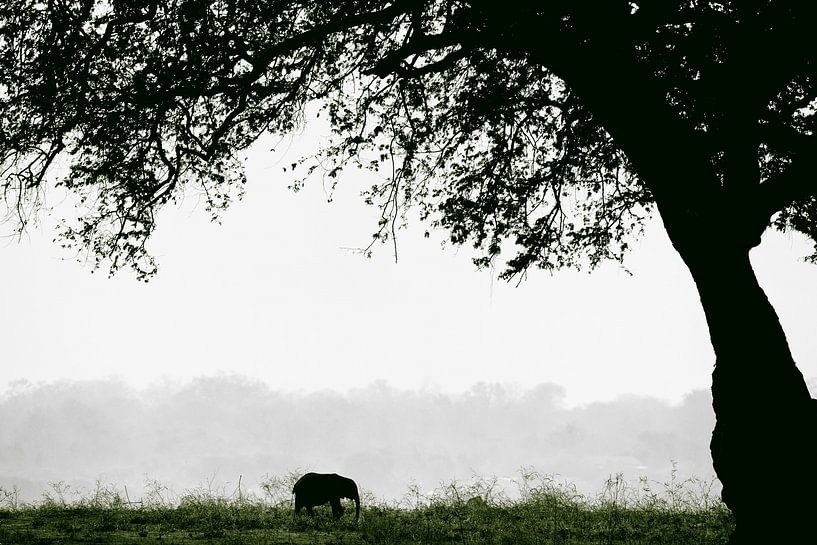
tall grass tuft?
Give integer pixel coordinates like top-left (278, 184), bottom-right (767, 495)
top-left (0, 467), bottom-right (733, 544)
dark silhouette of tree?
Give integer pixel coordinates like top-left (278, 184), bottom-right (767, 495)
top-left (1, 2), bottom-right (815, 542)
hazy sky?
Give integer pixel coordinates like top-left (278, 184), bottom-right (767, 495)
top-left (2, 129), bottom-right (817, 407)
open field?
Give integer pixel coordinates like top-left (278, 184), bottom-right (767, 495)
top-left (0, 471), bottom-right (733, 544)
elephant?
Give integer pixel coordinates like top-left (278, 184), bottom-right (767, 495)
top-left (292, 472), bottom-right (360, 522)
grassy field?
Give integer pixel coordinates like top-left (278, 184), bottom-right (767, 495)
top-left (0, 470), bottom-right (734, 544)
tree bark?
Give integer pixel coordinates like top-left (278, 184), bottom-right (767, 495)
top-left (673, 239), bottom-right (817, 544)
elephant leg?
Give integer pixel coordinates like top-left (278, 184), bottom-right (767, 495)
top-left (330, 498), bottom-right (344, 519)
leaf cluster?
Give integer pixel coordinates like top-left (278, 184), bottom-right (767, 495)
top-left (1, 1), bottom-right (814, 277)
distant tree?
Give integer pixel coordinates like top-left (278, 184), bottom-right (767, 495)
top-left (1, 2), bottom-right (815, 542)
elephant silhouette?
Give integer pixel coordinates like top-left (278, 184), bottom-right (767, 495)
top-left (292, 472), bottom-right (360, 522)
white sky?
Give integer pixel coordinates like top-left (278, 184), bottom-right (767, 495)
top-left (2, 131), bottom-right (816, 408)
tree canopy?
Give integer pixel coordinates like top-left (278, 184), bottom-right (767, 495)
top-left (2, 1), bottom-right (813, 279)
top-left (5, 3), bottom-right (817, 542)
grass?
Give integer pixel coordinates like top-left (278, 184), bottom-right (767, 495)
top-left (0, 468), bottom-right (734, 544)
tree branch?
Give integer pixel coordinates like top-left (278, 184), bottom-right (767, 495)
top-left (757, 134), bottom-right (817, 217)
top-left (365, 30), bottom-right (467, 78)
top-left (497, 21), bottom-right (720, 213)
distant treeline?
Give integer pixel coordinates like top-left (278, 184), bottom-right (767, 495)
top-left (0, 377), bottom-right (715, 502)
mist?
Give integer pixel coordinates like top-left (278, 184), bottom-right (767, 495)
top-left (0, 375), bottom-right (727, 505)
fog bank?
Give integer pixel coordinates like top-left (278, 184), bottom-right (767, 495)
top-left (0, 376), bottom-right (718, 504)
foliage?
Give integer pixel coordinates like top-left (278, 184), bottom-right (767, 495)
top-left (3, 2), bottom-right (813, 278)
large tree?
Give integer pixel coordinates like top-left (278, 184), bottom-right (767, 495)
top-left (1, 1), bottom-right (815, 542)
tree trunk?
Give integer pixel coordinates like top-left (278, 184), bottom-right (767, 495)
top-left (676, 242), bottom-right (817, 543)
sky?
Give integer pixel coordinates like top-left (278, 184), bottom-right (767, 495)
top-left (2, 126), bottom-right (817, 503)
top-left (2, 129), bottom-right (816, 406)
